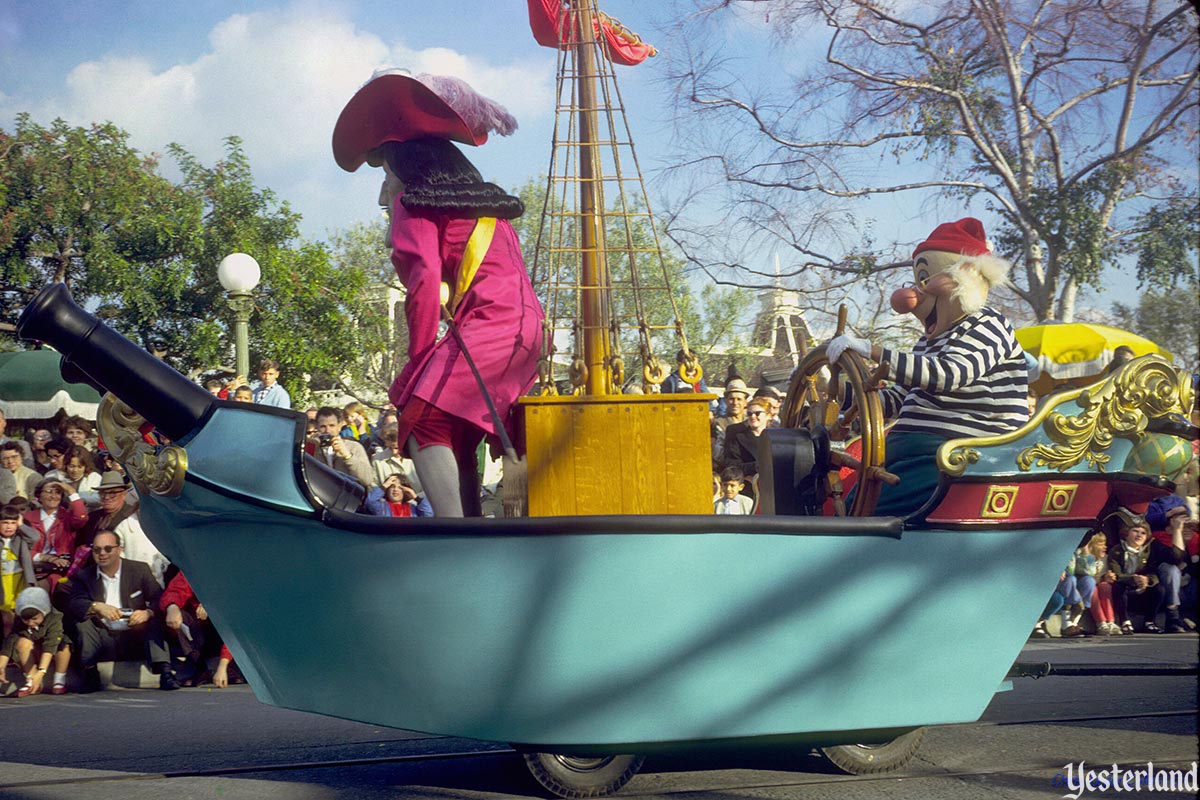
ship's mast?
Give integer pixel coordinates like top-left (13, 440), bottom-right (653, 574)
top-left (573, 0), bottom-right (613, 396)
top-left (518, 1), bottom-right (714, 517)
top-left (531, 0), bottom-right (692, 398)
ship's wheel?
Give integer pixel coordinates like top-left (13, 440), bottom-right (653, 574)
top-left (780, 310), bottom-right (892, 516)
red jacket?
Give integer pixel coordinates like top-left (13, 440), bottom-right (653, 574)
top-left (160, 572), bottom-right (233, 662)
top-left (23, 498), bottom-right (88, 558)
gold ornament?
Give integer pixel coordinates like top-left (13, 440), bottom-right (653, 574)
top-left (981, 485), bottom-right (1019, 518)
top-left (1016, 356), bottom-right (1192, 473)
top-left (1041, 484), bottom-right (1079, 516)
top-left (95, 394), bottom-right (188, 497)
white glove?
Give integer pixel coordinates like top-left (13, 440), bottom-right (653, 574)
top-left (826, 334), bottom-right (871, 365)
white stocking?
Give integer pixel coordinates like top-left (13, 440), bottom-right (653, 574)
top-left (407, 438), bottom-right (464, 518)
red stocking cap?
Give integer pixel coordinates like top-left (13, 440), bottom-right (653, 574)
top-left (913, 217), bottom-right (991, 259)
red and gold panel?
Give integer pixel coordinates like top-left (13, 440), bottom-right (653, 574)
top-left (926, 479), bottom-right (1110, 526)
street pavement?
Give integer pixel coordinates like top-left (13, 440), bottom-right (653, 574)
top-left (0, 634), bottom-right (1195, 799)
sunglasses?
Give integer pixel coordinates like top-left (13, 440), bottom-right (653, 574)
top-left (92, 545), bottom-right (120, 554)
top-left (747, 410), bottom-right (765, 417)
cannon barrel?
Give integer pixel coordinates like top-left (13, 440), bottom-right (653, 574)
top-left (18, 283), bottom-right (367, 513)
top-left (17, 282), bottom-right (215, 441)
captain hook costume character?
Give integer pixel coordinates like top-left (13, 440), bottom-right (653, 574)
top-left (826, 217), bottom-right (1029, 517)
top-left (333, 71), bottom-right (544, 517)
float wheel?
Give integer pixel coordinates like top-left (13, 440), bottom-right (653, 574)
top-left (521, 752), bottom-right (645, 798)
top-left (820, 728), bottom-right (925, 774)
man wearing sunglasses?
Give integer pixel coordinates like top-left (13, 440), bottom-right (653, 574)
top-left (61, 530), bottom-right (178, 692)
top-left (719, 397), bottom-right (772, 502)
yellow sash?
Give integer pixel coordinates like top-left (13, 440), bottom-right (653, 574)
top-left (442, 217), bottom-right (496, 317)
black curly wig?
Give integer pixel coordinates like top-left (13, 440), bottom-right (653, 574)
top-left (380, 138), bottom-right (523, 220)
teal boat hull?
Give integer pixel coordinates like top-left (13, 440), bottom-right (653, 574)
top-left (137, 405), bottom-right (1082, 748)
top-left (20, 283), bottom-right (1189, 753)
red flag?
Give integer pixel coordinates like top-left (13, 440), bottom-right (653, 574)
top-left (527, 0), bottom-right (656, 67)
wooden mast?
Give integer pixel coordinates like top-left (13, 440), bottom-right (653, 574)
top-left (573, 0), bottom-right (613, 396)
top-left (515, 0), bottom-right (714, 517)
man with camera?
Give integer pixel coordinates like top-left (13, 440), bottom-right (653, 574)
top-left (61, 530), bottom-right (179, 692)
top-left (309, 406), bottom-right (374, 489)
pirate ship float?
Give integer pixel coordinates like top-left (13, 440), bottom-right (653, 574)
top-left (17, 2), bottom-right (1197, 797)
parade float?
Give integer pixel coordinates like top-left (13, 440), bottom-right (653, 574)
top-left (17, 1), bottom-right (1197, 797)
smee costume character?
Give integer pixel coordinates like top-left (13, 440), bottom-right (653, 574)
top-left (827, 217), bottom-right (1029, 517)
top-left (333, 71), bottom-right (544, 517)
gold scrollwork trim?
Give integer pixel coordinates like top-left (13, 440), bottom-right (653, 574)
top-left (95, 394), bottom-right (188, 498)
top-left (938, 355), bottom-right (1192, 478)
top-left (1017, 355), bottom-right (1192, 473)
top-left (940, 447), bottom-right (980, 478)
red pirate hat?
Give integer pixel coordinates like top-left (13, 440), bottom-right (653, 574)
top-left (332, 70), bottom-right (516, 172)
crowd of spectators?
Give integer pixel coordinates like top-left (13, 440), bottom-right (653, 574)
top-left (0, 357), bottom-right (440, 696)
top-left (1031, 498), bottom-right (1198, 638)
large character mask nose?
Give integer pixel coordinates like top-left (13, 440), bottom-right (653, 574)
top-left (891, 286), bottom-right (920, 314)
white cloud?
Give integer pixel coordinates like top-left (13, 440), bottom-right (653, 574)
top-left (4, 2), bottom-right (554, 237)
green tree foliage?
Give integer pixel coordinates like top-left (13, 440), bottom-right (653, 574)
top-left (1112, 280), bottom-right (1200, 369)
top-left (662, 0), bottom-right (1199, 322)
top-left (0, 115), bottom-right (195, 324)
top-left (166, 139), bottom-right (373, 406)
top-left (0, 117), bottom-right (375, 407)
top-left (326, 219), bottom-right (405, 399)
top-left (1131, 197), bottom-right (1200, 289)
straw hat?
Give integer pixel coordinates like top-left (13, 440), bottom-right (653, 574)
top-left (723, 379), bottom-right (750, 398)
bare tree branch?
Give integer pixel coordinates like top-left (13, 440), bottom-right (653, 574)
top-left (657, 0), bottom-right (1199, 323)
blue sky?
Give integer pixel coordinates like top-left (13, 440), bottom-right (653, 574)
top-left (0, 0), bottom-right (682, 241)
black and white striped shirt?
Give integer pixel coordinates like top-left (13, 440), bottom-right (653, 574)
top-left (877, 307), bottom-right (1029, 439)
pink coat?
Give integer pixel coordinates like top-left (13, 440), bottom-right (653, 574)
top-left (388, 201), bottom-right (544, 438)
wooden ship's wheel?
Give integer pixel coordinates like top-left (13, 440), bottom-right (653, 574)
top-left (513, 0), bottom-right (713, 517)
top-left (780, 307), bottom-right (894, 516)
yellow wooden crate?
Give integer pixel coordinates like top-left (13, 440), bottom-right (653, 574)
top-left (517, 393), bottom-right (716, 516)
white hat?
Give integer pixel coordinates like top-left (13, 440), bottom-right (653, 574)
top-left (16, 586), bottom-right (51, 617)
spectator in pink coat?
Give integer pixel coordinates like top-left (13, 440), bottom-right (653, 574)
top-left (23, 479), bottom-right (87, 595)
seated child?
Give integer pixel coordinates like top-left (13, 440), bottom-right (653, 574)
top-left (1030, 568), bottom-right (1075, 639)
top-left (365, 473), bottom-right (434, 518)
top-left (1147, 495), bottom-right (1198, 629)
top-left (1107, 507), bottom-right (1188, 634)
top-left (714, 467), bottom-right (754, 515)
top-left (1078, 532), bottom-right (1120, 635)
top-left (160, 570), bottom-right (242, 686)
top-left (1060, 533), bottom-right (1102, 637)
top-left (0, 587), bottom-right (70, 696)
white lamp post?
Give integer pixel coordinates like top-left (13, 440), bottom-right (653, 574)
top-left (217, 253), bottom-right (261, 380)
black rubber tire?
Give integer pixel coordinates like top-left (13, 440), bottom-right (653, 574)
top-left (522, 752), bottom-right (645, 798)
top-left (820, 728), bottom-right (925, 774)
